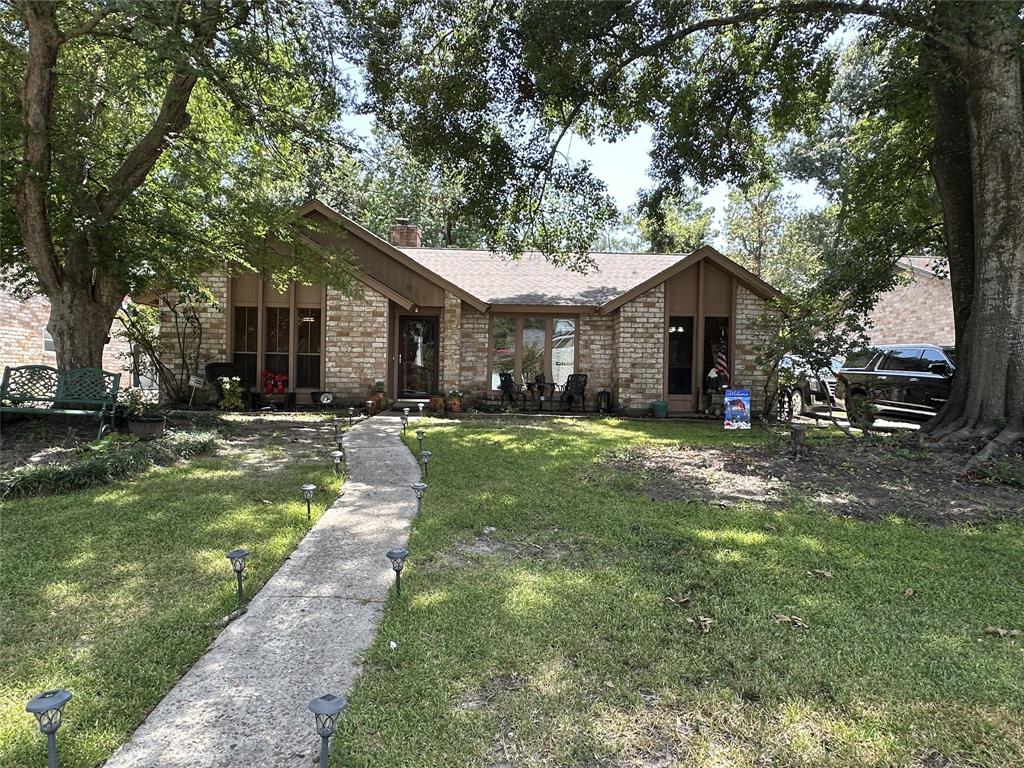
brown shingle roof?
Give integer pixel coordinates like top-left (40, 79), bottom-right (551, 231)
top-left (398, 248), bottom-right (682, 307)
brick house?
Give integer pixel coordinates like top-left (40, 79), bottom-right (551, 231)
top-left (0, 288), bottom-right (134, 380)
top-left (167, 200), bottom-right (782, 414)
top-left (867, 258), bottom-right (955, 347)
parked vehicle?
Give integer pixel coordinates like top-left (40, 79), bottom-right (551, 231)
top-left (778, 354), bottom-right (843, 418)
top-left (835, 344), bottom-right (956, 424)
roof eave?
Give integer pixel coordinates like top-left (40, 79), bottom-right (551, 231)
top-left (597, 245), bottom-right (783, 314)
top-left (295, 200), bottom-right (489, 312)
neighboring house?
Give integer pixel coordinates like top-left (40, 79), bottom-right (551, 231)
top-left (866, 257), bottom-right (955, 347)
top-left (0, 288), bottom-right (135, 382)
top-left (161, 200), bottom-right (782, 414)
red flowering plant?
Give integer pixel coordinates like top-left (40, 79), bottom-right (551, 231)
top-left (260, 370), bottom-right (288, 394)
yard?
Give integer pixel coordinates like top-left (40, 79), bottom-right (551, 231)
top-left (0, 414), bottom-right (341, 768)
top-left (336, 418), bottom-right (1024, 767)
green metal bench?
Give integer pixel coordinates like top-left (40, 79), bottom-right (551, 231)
top-left (1, 365), bottom-right (121, 439)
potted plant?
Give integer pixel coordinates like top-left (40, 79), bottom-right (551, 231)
top-left (261, 370), bottom-right (288, 395)
top-left (428, 391), bottom-right (446, 413)
top-left (369, 380), bottom-right (387, 410)
top-left (219, 376), bottom-right (245, 411)
top-left (123, 387), bottom-right (166, 439)
top-left (446, 388), bottom-right (464, 414)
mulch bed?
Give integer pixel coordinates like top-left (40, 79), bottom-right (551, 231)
top-left (606, 434), bottom-right (1023, 524)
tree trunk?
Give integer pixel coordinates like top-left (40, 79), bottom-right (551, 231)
top-left (928, 7), bottom-right (1024, 456)
top-left (47, 282), bottom-right (125, 370)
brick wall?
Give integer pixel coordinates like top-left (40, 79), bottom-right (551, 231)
top-left (1, 289), bottom-right (133, 378)
top-left (324, 284), bottom-right (389, 400)
top-left (578, 313), bottom-right (614, 409)
top-left (157, 274), bottom-right (229, 399)
top-left (439, 292), bottom-right (462, 391)
top-left (458, 306), bottom-right (490, 398)
top-left (867, 268), bottom-right (955, 346)
top-left (732, 285), bottom-right (779, 415)
top-left (614, 284), bottom-right (665, 410)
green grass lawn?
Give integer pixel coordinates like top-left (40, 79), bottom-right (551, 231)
top-left (336, 418), bottom-right (1024, 767)
top-left (0, 447), bottom-right (340, 768)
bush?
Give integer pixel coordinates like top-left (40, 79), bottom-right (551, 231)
top-left (0, 430), bottom-right (219, 499)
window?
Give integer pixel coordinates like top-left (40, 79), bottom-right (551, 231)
top-left (232, 306), bottom-right (258, 386)
top-left (881, 348), bottom-right (926, 372)
top-left (296, 308), bottom-right (322, 388)
top-left (42, 327), bottom-right (55, 352)
top-left (230, 277), bottom-right (324, 390)
top-left (667, 316), bottom-right (694, 395)
top-left (490, 317), bottom-right (517, 389)
top-left (489, 315), bottom-right (577, 388)
top-left (702, 316), bottom-right (729, 382)
top-left (843, 349), bottom-right (878, 370)
top-left (551, 319), bottom-right (575, 386)
top-left (264, 307), bottom-right (290, 377)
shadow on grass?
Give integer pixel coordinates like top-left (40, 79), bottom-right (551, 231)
top-left (334, 420), bottom-right (1024, 766)
top-left (0, 454), bottom-right (340, 768)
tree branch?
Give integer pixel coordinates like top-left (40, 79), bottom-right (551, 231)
top-left (59, 2), bottom-right (122, 43)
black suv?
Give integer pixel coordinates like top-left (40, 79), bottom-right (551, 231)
top-left (835, 344), bottom-right (956, 423)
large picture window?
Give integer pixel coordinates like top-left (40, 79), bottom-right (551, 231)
top-left (230, 277), bottom-right (324, 390)
top-left (489, 315), bottom-right (577, 389)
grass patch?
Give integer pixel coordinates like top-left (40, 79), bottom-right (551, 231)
top-left (336, 418), bottom-right (1024, 766)
top-left (0, 449), bottom-right (341, 767)
top-left (0, 429), bottom-right (219, 499)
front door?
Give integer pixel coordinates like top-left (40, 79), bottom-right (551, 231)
top-left (666, 315), bottom-right (696, 411)
top-left (398, 316), bottom-right (438, 397)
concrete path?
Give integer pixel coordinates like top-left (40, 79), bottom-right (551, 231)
top-left (104, 414), bottom-right (420, 767)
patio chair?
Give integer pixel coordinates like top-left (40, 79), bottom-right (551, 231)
top-left (559, 373), bottom-right (588, 412)
top-left (498, 371), bottom-right (527, 409)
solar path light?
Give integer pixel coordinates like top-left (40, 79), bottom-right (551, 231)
top-left (420, 450), bottom-right (432, 478)
top-left (386, 547), bottom-right (408, 596)
top-left (348, 406), bottom-right (355, 426)
top-left (26, 688), bottom-right (71, 768)
top-left (332, 417), bottom-right (341, 441)
top-left (330, 450), bottom-right (344, 475)
top-left (400, 414), bottom-right (408, 433)
top-left (365, 399), bottom-right (374, 416)
top-left (308, 693), bottom-right (347, 768)
top-left (334, 431), bottom-right (344, 452)
top-left (226, 548), bottom-right (249, 602)
top-left (301, 483), bottom-right (317, 521)
top-left (418, 402), bottom-right (424, 416)
top-left (415, 429), bottom-right (425, 454)
top-left (403, 407), bottom-right (410, 417)
top-left (412, 481), bottom-right (427, 515)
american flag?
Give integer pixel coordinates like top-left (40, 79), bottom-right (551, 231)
top-left (714, 333), bottom-right (730, 383)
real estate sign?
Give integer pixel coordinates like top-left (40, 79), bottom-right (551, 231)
top-left (724, 389), bottom-right (751, 430)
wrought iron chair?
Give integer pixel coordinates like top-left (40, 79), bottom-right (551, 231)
top-left (559, 373), bottom-right (588, 412)
top-left (498, 371), bottom-right (527, 409)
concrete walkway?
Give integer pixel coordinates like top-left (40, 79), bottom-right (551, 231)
top-left (104, 414), bottom-right (421, 767)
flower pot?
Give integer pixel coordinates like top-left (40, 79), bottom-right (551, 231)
top-left (429, 395), bottom-right (445, 413)
top-left (128, 415), bottom-right (166, 440)
top-left (448, 398), bottom-right (463, 413)
top-left (651, 400), bottom-right (669, 419)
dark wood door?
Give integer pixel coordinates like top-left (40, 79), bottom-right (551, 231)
top-left (398, 316), bottom-right (438, 397)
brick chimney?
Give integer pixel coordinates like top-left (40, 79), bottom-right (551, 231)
top-left (389, 217), bottom-right (422, 248)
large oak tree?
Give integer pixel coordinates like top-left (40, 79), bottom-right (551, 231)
top-left (2, 0), bottom-right (357, 371)
top-left (353, 0), bottom-right (1023, 452)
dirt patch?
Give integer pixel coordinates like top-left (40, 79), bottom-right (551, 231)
top-left (605, 435), bottom-right (1023, 524)
top-left (0, 411), bottom-right (336, 472)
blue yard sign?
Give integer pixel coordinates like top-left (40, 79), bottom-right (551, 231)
top-left (724, 389), bottom-right (751, 430)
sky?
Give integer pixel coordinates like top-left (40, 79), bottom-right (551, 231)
top-left (561, 125), bottom-right (825, 227)
top-left (344, 112), bottom-right (826, 234)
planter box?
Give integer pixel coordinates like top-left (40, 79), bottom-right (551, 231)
top-left (128, 415), bottom-right (166, 440)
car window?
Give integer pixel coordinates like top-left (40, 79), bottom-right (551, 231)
top-left (942, 347), bottom-right (957, 365)
top-left (881, 348), bottom-right (926, 372)
top-left (843, 349), bottom-right (876, 369)
top-left (920, 348), bottom-right (949, 370)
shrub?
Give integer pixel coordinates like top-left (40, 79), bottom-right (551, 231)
top-left (218, 377), bottom-right (244, 411)
top-left (0, 430), bottom-right (219, 499)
